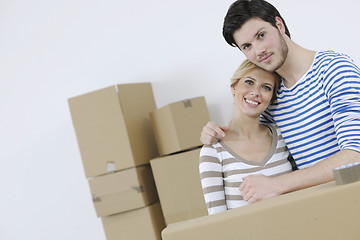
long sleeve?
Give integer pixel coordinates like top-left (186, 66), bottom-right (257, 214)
top-left (199, 145), bottom-right (227, 215)
top-left (322, 54), bottom-right (360, 153)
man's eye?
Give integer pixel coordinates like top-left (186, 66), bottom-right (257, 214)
top-left (242, 44), bottom-right (250, 50)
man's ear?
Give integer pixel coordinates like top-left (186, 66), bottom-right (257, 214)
top-left (275, 16), bottom-right (286, 34)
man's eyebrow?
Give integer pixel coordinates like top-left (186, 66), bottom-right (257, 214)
top-left (239, 27), bottom-right (265, 49)
top-left (254, 27), bottom-right (264, 38)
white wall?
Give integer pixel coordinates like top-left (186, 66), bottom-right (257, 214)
top-left (1, 0), bottom-right (359, 239)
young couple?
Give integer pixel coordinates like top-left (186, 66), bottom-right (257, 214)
top-left (199, 0), bottom-right (360, 215)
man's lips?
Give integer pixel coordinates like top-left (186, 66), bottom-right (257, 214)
top-left (260, 54), bottom-right (272, 63)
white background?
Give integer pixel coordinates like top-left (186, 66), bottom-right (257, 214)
top-left (1, 0), bottom-right (359, 239)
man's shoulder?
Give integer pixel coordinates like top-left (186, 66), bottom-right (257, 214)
top-left (312, 50), bottom-right (355, 74)
top-left (315, 50), bottom-right (352, 64)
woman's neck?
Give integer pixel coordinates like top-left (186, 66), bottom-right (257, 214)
top-left (226, 115), bottom-right (265, 141)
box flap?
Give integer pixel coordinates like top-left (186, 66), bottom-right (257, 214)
top-left (150, 106), bottom-right (179, 156)
top-left (74, 113), bottom-right (133, 177)
top-left (89, 165), bottom-right (159, 216)
top-left (68, 86), bottom-right (121, 127)
top-left (170, 96), bottom-right (210, 148)
top-left (89, 166), bottom-right (144, 197)
top-left (117, 83), bottom-right (159, 163)
top-left (102, 203), bottom-right (165, 240)
top-left (150, 148), bottom-right (207, 225)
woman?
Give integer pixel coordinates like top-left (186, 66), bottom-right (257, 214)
top-left (199, 60), bottom-right (296, 215)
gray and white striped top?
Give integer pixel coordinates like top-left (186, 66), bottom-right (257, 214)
top-left (199, 124), bottom-right (293, 215)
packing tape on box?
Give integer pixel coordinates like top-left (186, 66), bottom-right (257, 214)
top-left (183, 99), bottom-right (192, 108)
top-left (333, 162), bottom-right (360, 185)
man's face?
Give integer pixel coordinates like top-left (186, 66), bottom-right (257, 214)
top-left (233, 18), bottom-right (288, 72)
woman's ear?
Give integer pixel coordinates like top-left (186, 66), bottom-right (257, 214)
top-left (231, 86), bottom-right (236, 95)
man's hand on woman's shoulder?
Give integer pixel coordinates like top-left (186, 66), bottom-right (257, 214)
top-left (200, 121), bottom-right (228, 145)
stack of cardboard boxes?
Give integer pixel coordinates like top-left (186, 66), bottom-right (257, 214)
top-left (69, 83), bottom-right (212, 239)
top-left (149, 96), bottom-right (210, 226)
top-left (68, 83), bottom-right (165, 240)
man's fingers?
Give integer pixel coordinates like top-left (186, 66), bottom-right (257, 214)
top-left (221, 125), bottom-right (229, 132)
top-left (200, 133), bottom-right (218, 145)
top-left (212, 128), bottom-right (225, 139)
top-left (200, 121), bottom-right (226, 144)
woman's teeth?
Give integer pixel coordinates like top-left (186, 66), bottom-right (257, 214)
top-left (245, 99), bottom-right (260, 105)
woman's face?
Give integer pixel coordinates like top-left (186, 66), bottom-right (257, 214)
top-left (231, 67), bottom-right (275, 118)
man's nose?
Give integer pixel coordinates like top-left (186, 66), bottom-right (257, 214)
top-left (254, 43), bottom-right (266, 57)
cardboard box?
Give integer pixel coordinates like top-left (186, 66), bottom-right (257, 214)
top-left (150, 96), bottom-right (210, 156)
top-left (88, 165), bottom-right (158, 217)
top-left (162, 181), bottom-right (360, 240)
top-left (68, 83), bottom-right (158, 178)
top-left (102, 202), bottom-right (165, 240)
top-left (150, 148), bottom-right (208, 225)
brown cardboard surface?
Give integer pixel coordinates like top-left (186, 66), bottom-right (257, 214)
top-left (88, 165), bottom-right (158, 217)
top-left (150, 148), bottom-right (208, 225)
top-left (150, 96), bottom-right (210, 156)
top-left (68, 83), bottom-right (158, 178)
top-left (69, 86), bottom-right (121, 126)
top-left (117, 84), bottom-right (159, 168)
top-left (162, 181), bottom-right (360, 240)
top-left (102, 202), bottom-right (165, 240)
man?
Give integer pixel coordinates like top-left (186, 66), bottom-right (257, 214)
top-left (200, 0), bottom-right (360, 203)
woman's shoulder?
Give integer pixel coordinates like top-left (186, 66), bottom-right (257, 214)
top-left (261, 122), bottom-right (279, 131)
top-left (200, 142), bottom-right (223, 156)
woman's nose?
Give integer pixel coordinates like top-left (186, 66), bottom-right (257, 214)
top-left (250, 90), bottom-right (259, 97)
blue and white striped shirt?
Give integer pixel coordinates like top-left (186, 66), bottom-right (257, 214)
top-left (261, 50), bottom-right (360, 169)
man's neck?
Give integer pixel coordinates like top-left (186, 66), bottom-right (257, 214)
top-left (277, 40), bottom-right (316, 88)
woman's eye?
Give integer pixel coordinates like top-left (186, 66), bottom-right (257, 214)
top-left (263, 86), bottom-right (272, 91)
top-left (259, 32), bottom-right (265, 39)
top-left (245, 80), bottom-right (253, 85)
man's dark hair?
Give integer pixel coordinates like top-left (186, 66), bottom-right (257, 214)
top-left (223, 0), bottom-right (291, 47)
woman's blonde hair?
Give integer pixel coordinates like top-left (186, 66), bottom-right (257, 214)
top-left (230, 59), bottom-right (281, 103)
